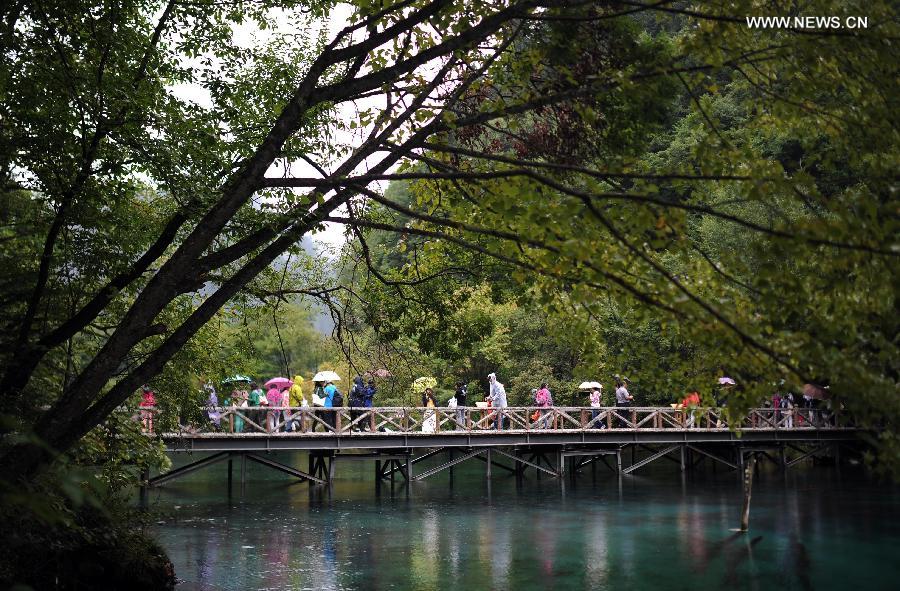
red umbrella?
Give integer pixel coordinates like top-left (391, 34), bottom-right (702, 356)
top-left (264, 377), bottom-right (293, 390)
top-left (803, 383), bottom-right (828, 400)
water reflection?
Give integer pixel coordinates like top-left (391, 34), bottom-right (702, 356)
top-left (152, 453), bottom-right (900, 591)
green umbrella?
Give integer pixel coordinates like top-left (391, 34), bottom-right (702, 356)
top-left (223, 375), bottom-right (252, 384)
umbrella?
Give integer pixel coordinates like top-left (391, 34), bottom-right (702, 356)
top-left (223, 375), bottom-right (252, 384)
top-left (264, 377), bottom-right (293, 389)
top-left (411, 376), bottom-right (437, 394)
top-left (312, 370), bottom-right (341, 382)
top-left (803, 383), bottom-right (829, 400)
top-left (579, 381), bottom-right (603, 390)
top-left (718, 377), bottom-right (736, 386)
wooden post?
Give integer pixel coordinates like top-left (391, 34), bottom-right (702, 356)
top-left (616, 448), bottom-right (622, 473)
top-left (680, 445), bottom-right (686, 472)
top-left (227, 456), bottom-right (233, 493)
top-left (449, 448), bottom-right (455, 480)
top-left (327, 454), bottom-right (336, 487)
top-left (740, 453), bottom-right (757, 532)
top-left (405, 452), bottom-right (413, 481)
top-left (486, 449), bottom-right (492, 479)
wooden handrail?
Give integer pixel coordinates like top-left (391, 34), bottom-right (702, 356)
top-left (135, 405), bottom-right (850, 435)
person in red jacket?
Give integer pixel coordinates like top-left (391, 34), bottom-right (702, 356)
top-left (139, 384), bottom-right (156, 433)
top-left (681, 390), bottom-right (701, 428)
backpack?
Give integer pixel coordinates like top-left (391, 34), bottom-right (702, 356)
top-left (332, 389), bottom-right (343, 407)
top-left (349, 385), bottom-right (363, 406)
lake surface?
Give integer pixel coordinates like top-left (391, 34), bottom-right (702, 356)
top-left (147, 452), bottom-right (899, 590)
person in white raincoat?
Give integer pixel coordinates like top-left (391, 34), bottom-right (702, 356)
top-left (488, 373), bottom-right (507, 430)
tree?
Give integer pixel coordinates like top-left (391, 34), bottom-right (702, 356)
top-left (0, 0), bottom-right (897, 485)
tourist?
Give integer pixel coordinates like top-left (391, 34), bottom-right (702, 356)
top-left (773, 390), bottom-right (783, 424)
top-left (287, 375), bottom-right (305, 432)
top-left (536, 383), bottom-right (552, 429)
top-left (248, 382), bottom-right (263, 432)
top-left (324, 381), bottom-right (341, 431)
top-left (364, 379), bottom-right (376, 430)
top-left (681, 390), bottom-right (701, 428)
top-left (266, 383), bottom-right (283, 433)
top-left (226, 387), bottom-right (242, 433)
top-left (454, 382), bottom-right (468, 429)
top-left (481, 394), bottom-right (493, 430)
top-left (615, 378), bottom-right (633, 428)
top-left (421, 387), bottom-right (437, 433)
top-left (204, 382), bottom-right (221, 429)
top-left (364, 379), bottom-right (376, 408)
top-left (311, 381), bottom-right (326, 431)
top-left (488, 373), bottom-right (507, 430)
top-left (233, 390), bottom-right (248, 433)
top-left (781, 392), bottom-right (795, 428)
top-left (139, 384), bottom-right (156, 433)
top-left (349, 375), bottom-right (366, 432)
top-left (589, 386), bottom-right (602, 428)
top-left (716, 377), bottom-right (735, 427)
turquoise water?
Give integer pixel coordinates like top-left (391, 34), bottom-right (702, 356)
top-left (148, 453), bottom-right (899, 590)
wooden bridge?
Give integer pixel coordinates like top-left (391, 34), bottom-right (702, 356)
top-left (141, 405), bottom-right (861, 500)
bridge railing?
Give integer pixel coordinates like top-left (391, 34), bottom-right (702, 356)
top-left (136, 405), bottom-right (847, 435)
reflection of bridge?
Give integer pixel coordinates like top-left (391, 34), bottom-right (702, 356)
top-left (142, 406), bottom-right (861, 500)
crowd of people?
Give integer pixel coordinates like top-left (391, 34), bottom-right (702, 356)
top-left (136, 371), bottom-right (831, 434)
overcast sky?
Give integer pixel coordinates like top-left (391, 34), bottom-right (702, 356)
top-left (169, 3), bottom-right (367, 252)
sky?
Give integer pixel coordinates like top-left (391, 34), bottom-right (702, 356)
top-left (169, 3), bottom-right (367, 253)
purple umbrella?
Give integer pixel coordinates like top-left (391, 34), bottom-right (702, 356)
top-left (265, 377), bottom-right (293, 390)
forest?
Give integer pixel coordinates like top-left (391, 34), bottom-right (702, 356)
top-left (0, 1), bottom-right (896, 588)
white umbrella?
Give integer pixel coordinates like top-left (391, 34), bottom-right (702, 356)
top-left (579, 381), bottom-right (603, 390)
top-left (312, 370), bottom-right (341, 382)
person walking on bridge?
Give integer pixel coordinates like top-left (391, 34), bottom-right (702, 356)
top-left (323, 381), bottom-right (341, 431)
top-left (139, 384), bottom-right (156, 434)
top-left (454, 382), bottom-right (468, 429)
top-left (681, 390), bottom-right (701, 428)
top-left (536, 383), bottom-right (552, 429)
top-left (287, 375), bottom-right (305, 432)
top-left (615, 378), bottom-right (633, 428)
top-left (349, 376), bottom-right (366, 432)
top-left (488, 373), bottom-right (507, 430)
top-left (266, 384), bottom-right (283, 433)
